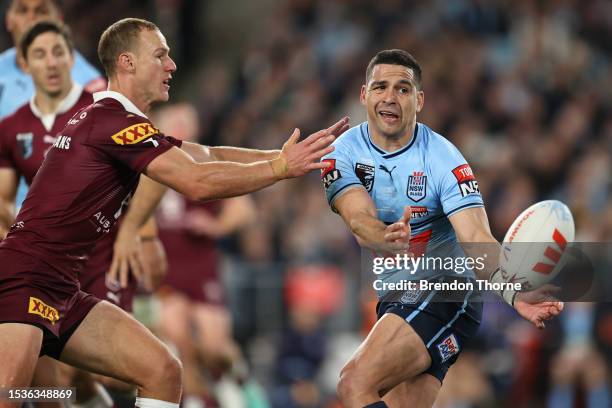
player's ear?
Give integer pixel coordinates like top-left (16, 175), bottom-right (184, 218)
top-left (117, 52), bottom-right (136, 74)
top-left (17, 52), bottom-right (29, 73)
top-left (416, 90), bottom-right (424, 113)
top-left (360, 84), bottom-right (367, 106)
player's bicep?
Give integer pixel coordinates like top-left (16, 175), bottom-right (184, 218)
top-left (448, 206), bottom-right (494, 243)
top-left (143, 146), bottom-right (200, 199)
top-left (334, 187), bottom-right (377, 230)
top-left (180, 141), bottom-right (213, 163)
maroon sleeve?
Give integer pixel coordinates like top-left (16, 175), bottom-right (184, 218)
top-left (0, 119), bottom-right (15, 169)
top-left (84, 112), bottom-right (182, 173)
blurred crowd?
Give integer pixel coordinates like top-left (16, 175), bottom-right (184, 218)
top-left (3, 0), bottom-right (612, 407)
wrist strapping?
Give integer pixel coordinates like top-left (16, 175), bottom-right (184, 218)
top-left (490, 267), bottom-right (517, 306)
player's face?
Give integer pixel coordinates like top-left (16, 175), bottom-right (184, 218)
top-left (6, 0), bottom-right (60, 44)
top-left (24, 31), bottom-right (74, 97)
top-left (133, 29), bottom-right (176, 104)
top-left (360, 64), bottom-right (424, 140)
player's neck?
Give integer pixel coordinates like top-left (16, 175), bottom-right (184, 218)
top-left (34, 84), bottom-right (72, 115)
top-left (369, 123), bottom-right (415, 153)
top-left (107, 79), bottom-right (151, 116)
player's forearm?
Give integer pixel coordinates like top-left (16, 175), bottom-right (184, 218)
top-left (349, 214), bottom-right (394, 253)
top-left (187, 159), bottom-right (283, 201)
top-left (121, 176), bottom-right (167, 235)
top-left (209, 146), bottom-right (280, 164)
top-left (0, 199), bottom-right (15, 230)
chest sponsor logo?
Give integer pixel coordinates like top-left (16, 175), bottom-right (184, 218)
top-left (28, 296), bottom-right (60, 324)
top-left (452, 164), bottom-right (480, 197)
top-left (406, 171), bottom-right (427, 202)
top-left (111, 123), bottom-right (158, 145)
top-left (437, 333), bottom-right (460, 362)
top-left (355, 163), bottom-right (375, 192)
top-left (411, 206), bottom-right (428, 218)
top-left (321, 159), bottom-right (341, 189)
top-left (16, 133), bottom-right (33, 159)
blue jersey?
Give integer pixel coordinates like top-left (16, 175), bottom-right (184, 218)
top-left (0, 47), bottom-right (102, 119)
top-left (322, 122), bottom-right (484, 295)
top-left (0, 47), bottom-right (103, 207)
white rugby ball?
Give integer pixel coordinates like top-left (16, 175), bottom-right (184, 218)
top-left (499, 200), bottom-right (575, 290)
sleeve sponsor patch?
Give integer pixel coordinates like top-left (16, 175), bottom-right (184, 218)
top-left (452, 164), bottom-right (480, 197)
top-left (321, 158), bottom-right (341, 189)
top-left (111, 123), bottom-right (159, 145)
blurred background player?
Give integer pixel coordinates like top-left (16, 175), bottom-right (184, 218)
top-left (154, 103), bottom-right (265, 408)
top-left (0, 0), bottom-right (106, 213)
top-left (0, 20), bottom-right (167, 408)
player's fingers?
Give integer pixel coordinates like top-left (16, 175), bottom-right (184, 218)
top-left (327, 117), bottom-right (349, 136)
top-left (285, 128), bottom-right (300, 146)
top-left (384, 231), bottom-right (407, 242)
top-left (107, 254), bottom-right (119, 285)
top-left (401, 206), bottom-right (412, 224)
top-left (128, 252), bottom-right (143, 284)
top-left (302, 129), bottom-right (329, 146)
top-left (306, 146), bottom-right (335, 162)
top-left (306, 158), bottom-right (336, 170)
top-left (118, 257), bottom-right (129, 288)
top-left (308, 134), bottom-right (335, 152)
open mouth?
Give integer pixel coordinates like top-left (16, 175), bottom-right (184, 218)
top-left (378, 110), bottom-right (399, 122)
top-left (162, 78), bottom-right (171, 88)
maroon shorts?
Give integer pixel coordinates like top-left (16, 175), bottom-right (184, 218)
top-left (79, 233), bottom-right (138, 312)
top-left (0, 249), bottom-right (101, 359)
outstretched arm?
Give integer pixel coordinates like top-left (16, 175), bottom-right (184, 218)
top-left (450, 207), bottom-right (564, 328)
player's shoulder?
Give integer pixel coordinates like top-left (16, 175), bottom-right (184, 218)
top-left (417, 122), bottom-right (461, 157)
top-left (332, 121), bottom-right (369, 153)
top-left (0, 102), bottom-right (34, 127)
top-left (0, 48), bottom-right (17, 69)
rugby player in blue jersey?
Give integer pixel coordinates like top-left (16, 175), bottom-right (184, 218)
top-left (321, 49), bottom-right (564, 408)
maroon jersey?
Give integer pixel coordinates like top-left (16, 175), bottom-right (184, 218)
top-left (0, 85), bottom-right (92, 184)
top-left (0, 91), bottom-right (181, 285)
top-left (157, 191), bottom-right (224, 304)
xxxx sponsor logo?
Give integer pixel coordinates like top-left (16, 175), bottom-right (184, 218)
top-left (28, 296), bottom-right (60, 324)
top-left (111, 123), bottom-right (158, 145)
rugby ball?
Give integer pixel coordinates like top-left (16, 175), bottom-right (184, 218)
top-left (499, 200), bottom-right (575, 290)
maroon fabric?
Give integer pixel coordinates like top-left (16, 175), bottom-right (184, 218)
top-left (158, 194), bottom-right (224, 304)
top-left (0, 91), bottom-right (92, 184)
top-left (0, 248), bottom-right (100, 357)
top-left (0, 96), bottom-right (181, 291)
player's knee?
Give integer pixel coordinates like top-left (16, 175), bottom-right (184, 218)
top-left (148, 350), bottom-right (183, 391)
top-left (337, 360), bottom-right (371, 403)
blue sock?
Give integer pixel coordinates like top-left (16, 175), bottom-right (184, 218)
top-left (547, 385), bottom-right (573, 408)
top-left (587, 384), bottom-right (611, 408)
top-left (363, 403), bottom-right (389, 408)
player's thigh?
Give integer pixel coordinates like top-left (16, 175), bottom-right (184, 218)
top-left (341, 313), bottom-right (431, 393)
top-left (158, 293), bottom-right (192, 346)
top-left (58, 300), bottom-right (176, 386)
top-left (382, 373), bottom-right (441, 408)
top-left (192, 303), bottom-right (232, 353)
top-left (0, 323), bottom-right (43, 388)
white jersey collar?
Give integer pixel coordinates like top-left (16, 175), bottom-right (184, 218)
top-left (29, 82), bottom-right (83, 132)
top-left (93, 90), bottom-right (148, 119)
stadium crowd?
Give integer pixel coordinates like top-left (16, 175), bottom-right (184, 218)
top-left (1, 0), bottom-right (611, 407)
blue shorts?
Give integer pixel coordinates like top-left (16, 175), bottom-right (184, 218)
top-left (376, 278), bottom-right (482, 383)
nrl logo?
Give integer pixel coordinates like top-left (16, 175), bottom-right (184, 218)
top-left (406, 171), bottom-right (427, 202)
top-left (111, 123), bottom-right (158, 145)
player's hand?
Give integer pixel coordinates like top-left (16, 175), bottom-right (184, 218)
top-left (383, 206), bottom-right (412, 253)
top-left (140, 237), bottom-right (167, 291)
top-left (514, 284), bottom-right (564, 329)
top-left (0, 225), bottom-right (8, 240)
top-left (270, 117), bottom-right (349, 179)
top-left (107, 225), bottom-right (147, 289)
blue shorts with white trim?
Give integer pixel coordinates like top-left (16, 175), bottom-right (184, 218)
top-left (375, 277), bottom-right (482, 383)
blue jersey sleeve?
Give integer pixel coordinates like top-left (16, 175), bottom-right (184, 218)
top-left (429, 138), bottom-right (484, 217)
top-left (321, 141), bottom-right (364, 210)
top-left (71, 51), bottom-right (103, 86)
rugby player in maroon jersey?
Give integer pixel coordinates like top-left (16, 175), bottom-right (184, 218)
top-left (0, 20), bottom-right (170, 407)
top-left (0, 17), bottom-right (348, 408)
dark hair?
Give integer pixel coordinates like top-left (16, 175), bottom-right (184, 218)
top-left (98, 18), bottom-right (159, 78)
top-left (366, 49), bottom-right (422, 89)
top-left (19, 20), bottom-right (73, 59)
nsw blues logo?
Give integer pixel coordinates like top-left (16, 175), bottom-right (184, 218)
top-left (406, 171), bottom-right (427, 202)
top-left (16, 133), bottom-right (34, 159)
top-left (437, 333), bottom-right (460, 362)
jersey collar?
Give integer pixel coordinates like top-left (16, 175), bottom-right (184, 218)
top-left (29, 82), bottom-right (83, 132)
top-left (93, 90), bottom-right (148, 119)
top-left (363, 122), bottom-right (419, 159)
